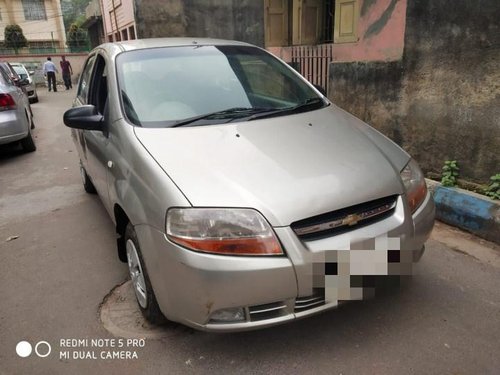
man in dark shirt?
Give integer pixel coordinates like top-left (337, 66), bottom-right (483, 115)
top-left (60, 56), bottom-right (73, 90)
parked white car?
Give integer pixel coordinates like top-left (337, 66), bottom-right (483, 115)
top-left (10, 62), bottom-right (38, 103)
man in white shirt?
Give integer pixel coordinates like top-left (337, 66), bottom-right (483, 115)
top-left (43, 56), bottom-right (58, 92)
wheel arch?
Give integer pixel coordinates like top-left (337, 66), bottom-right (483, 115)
top-left (114, 204), bottom-right (130, 262)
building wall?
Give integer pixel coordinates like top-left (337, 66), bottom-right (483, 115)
top-left (101, 0), bottom-right (136, 41)
top-left (133, 0), bottom-right (185, 39)
top-left (333, 0), bottom-right (406, 62)
top-left (4, 53), bottom-right (88, 83)
top-left (134, 0), bottom-right (264, 46)
top-left (0, 0), bottom-right (66, 47)
top-left (329, 0), bottom-right (500, 182)
top-left (267, 0), bottom-right (406, 63)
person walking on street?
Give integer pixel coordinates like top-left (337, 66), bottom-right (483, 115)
top-left (60, 56), bottom-right (73, 90)
top-left (43, 57), bottom-right (58, 92)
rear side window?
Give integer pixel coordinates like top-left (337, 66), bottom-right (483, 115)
top-left (77, 55), bottom-right (97, 103)
top-left (0, 70), bottom-right (7, 86)
top-left (0, 65), bottom-right (13, 86)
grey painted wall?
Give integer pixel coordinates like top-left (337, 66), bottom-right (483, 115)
top-left (329, 0), bottom-right (499, 183)
top-left (134, 0), bottom-right (264, 46)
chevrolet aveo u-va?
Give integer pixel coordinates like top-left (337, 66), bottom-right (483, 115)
top-left (63, 38), bottom-right (435, 332)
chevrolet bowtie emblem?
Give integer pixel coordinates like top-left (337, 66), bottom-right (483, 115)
top-left (342, 213), bottom-right (361, 226)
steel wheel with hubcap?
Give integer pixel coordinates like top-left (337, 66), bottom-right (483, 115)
top-left (124, 223), bottom-right (166, 324)
top-left (127, 239), bottom-right (148, 309)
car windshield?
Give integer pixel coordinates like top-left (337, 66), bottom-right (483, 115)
top-left (116, 45), bottom-right (325, 127)
top-left (12, 66), bottom-right (28, 80)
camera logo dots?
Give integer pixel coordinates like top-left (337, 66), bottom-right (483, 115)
top-left (16, 340), bottom-right (51, 358)
top-left (16, 341), bottom-right (32, 358)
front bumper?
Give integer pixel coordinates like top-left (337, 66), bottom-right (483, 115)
top-left (135, 193), bottom-right (435, 332)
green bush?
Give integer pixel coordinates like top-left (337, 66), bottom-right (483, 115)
top-left (441, 160), bottom-right (459, 187)
top-left (485, 174), bottom-right (500, 200)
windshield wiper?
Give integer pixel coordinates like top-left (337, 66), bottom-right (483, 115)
top-left (170, 98), bottom-right (326, 127)
top-left (171, 107), bottom-right (276, 127)
top-left (246, 97), bottom-right (326, 121)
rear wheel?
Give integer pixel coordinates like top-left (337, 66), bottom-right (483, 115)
top-left (125, 223), bottom-right (166, 325)
top-left (80, 164), bottom-right (97, 194)
top-left (20, 129), bottom-right (36, 152)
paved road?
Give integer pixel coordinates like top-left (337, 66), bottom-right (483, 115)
top-left (1, 90), bottom-right (499, 374)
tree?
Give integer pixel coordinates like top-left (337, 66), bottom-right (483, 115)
top-left (62, 0), bottom-right (90, 31)
top-left (4, 24), bottom-right (28, 54)
top-left (66, 23), bottom-right (89, 52)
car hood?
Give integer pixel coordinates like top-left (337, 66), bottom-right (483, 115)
top-left (134, 105), bottom-right (410, 226)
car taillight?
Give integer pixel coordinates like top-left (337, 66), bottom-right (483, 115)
top-left (0, 94), bottom-right (16, 111)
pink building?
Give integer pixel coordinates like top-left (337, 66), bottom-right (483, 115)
top-left (100, 0), bottom-right (137, 42)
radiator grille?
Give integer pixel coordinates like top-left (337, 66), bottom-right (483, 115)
top-left (292, 195), bottom-right (398, 241)
top-left (295, 289), bottom-right (325, 312)
top-left (248, 301), bottom-right (287, 321)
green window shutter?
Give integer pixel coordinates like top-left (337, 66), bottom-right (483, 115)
top-left (265, 0), bottom-right (289, 47)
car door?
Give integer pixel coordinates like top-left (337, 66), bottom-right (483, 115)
top-left (83, 53), bottom-right (113, 213)
top-left (73, 54), bottom-right (97, 168)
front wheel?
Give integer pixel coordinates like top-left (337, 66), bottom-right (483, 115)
top-left (125, 223), bottom-right (166, 325)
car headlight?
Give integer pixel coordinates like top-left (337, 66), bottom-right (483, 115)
top-left (166, 208), bottom-right (283, 256)
top-left (400, 159), bottom-right (427, 213)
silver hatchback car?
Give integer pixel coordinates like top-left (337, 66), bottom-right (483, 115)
top-left (64, 38), bottom-right (435, 332)
top-left (0, 63), bottom-right (36, 152)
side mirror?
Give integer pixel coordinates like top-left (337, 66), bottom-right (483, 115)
top-left (19, 77), bottom-right (30, 86)
top-left (63, 105), bottom-right (103, 131)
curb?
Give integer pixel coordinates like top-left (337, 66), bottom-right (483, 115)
top-left (426, 179), bottom-right (500, 244)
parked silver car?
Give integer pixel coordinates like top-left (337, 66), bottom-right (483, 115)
top-left (64, 38), bottom-right (435, 332)
top-left (0, 62), bottom-right (36, 152)
top-left (10, 62), bottom-right (38, 103)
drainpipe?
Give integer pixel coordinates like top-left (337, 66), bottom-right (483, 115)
top-left (111, 0), bottom-right (120, 41)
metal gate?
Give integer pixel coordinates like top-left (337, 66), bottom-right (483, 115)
top-left (291, 44), bottom-right (334, 93)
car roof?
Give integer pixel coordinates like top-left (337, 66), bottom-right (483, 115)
top-left (94, 37), bottom-right (254, 57)
top-left (0, 62), bottom-right (20, 78)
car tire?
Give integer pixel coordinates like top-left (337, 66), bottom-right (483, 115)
top-left (31, 95), bottom-right (39, 104)
top-left (125, 223), bottom-right (167, 325)
top-left (20, 129), bottom-right (36, 152)
top-left (80, 165), bottom-right (97, 194)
